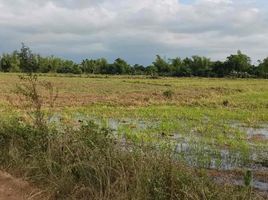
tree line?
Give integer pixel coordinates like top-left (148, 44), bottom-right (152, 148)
top-left (0, 44), bottom-right (268, 78)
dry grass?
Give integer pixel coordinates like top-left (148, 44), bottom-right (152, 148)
top-left (1, 73), bottom-right (268, 199)
top-left (1, 73), bottom-right (268, 108)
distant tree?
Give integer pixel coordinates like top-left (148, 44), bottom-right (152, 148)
top-left (211, 61), bottom-right (226, 77)
top-left (56, 66), bottom-right (73, 74)
top-left (132, 64), bottom-right (145, 75)
top-left (257, 57), bottom-right (268, 78)
top-left (9, 51), bottom-right (21, 72)
top-left (152, 55), bottom-right (171, 75)
top-left (57, 60), bottom-right (82, 74)
top-left (225, 50), bottom-right (251, 73)
top-left (96, 58), bottom-right (109, 74)
top-left (1, 44), bottom-right (267, 78)
top-left (81, 59), bottom-right (96, 74)
top-left (145, 65), bottom-right (158, 76)
top-left (18, 43), bottom-right (39, 73)
top-left (259, 57), bottom-right (268, 73)
top-left (170, 57), bottom-right (183, 76)
top-left (49, 56), bottom-right (65, 73)
top-left (0, 54), bottom-right (12, 72)
top-left (188, 56), bottom-right (211, 76)
top-left (72, 64), bottom-right (82, 74)
top-left (0, 52), bottom-right (20, 72)
top-left (38, 55), bottom-right (51, 73)
top-left (112, 58), bottom-right (131, 74)
top-left (183, 57), bottom-right (193, 67)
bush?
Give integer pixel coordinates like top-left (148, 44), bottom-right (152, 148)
top-left (163, 90), bottom-right (174, 99)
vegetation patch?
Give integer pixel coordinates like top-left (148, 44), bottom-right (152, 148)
top-left (0, 70), bottom-right (267, 199)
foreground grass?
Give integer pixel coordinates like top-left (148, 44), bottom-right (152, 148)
top-left (0, 118), bottom-right (265, 200)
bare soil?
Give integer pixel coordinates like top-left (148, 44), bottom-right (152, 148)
top-left (0, 171), bottom-right (43, 200)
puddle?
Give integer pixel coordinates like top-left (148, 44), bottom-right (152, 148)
top-left (47, 114), bottom-right (268, 171)
top-left (48, 113), bottom-right (62, 124)
top-left (106, 118), bottom-right (153, 131)
top-left (173, 141), bottom-right (249, 170)
top-left (45, 114), bottom-right (268, 191)
top-left (231, 122), bottom-right (268, 139)
top-left (215, 177), bottom-right (268, 191)
top-left (244, 127), bottom-right (268, 139)
top-left (169, 133), bottom-right (268, 170)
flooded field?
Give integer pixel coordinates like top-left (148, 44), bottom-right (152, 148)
top-left (1, 74), bottom-right (268, 194)
top-left (44, 112), bottom-right (268, 192)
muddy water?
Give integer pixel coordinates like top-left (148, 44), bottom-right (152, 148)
top-left (48, 114), bottom-right (268, 170)
top-left (214, 177), bottom-right (268, 191)
top-left (47, 113), bottom-right (268, 191)
top-left (231, 122), bottom-right (268, 139)
top-left (104, 118), bottom-right (268, 191)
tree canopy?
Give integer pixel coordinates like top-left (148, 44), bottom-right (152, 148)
top-left (0, 44), bottom-right (267, 78)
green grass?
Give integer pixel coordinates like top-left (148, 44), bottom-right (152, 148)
top-left (1, 73), bottom-right (267, 157)
top-left (0, 117), bottom-right (265, 199)
top-left (0, 73), bottom-right (268, 198)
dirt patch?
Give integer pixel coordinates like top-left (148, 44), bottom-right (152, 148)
top-left (0, 171), bottom-right (43, 200)
top-left (209, 169), bottom-right (268, 198)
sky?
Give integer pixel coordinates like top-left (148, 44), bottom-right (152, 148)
top-left (0, 0), bottom-right (267, 65)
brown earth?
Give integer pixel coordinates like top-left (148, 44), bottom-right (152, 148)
top-left (0, 171), bottom-right (44, 200)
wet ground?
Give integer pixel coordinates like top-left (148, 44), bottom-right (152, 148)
top-left (47, 113), bottom-right (268, 192)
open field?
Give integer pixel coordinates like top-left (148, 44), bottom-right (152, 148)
top-left (1, 73), bottom-right (268, 198)
top-left (1, 73), bottom-right (268, 156)
top-left (0, 73), bottom-right (268, 108)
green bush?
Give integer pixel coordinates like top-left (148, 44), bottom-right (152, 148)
top-left (163, 90), bottom-right (174, 99)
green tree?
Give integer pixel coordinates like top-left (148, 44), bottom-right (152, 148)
top-left (225, 50), bottom-right (251, 73)
top-left (112, 58), bottom-right (131, 74)
top-left (170, 57), bottom-right (182, 75)
top-left (0, 54), bottom-right (12, 72)
top-left (145, 65), bottom-right (158, 76)
top-left (152, 55), bottom-right (171, 75)
top-left (0, 52), bottom-right (20, 72)
top-left (81, 59), bottom-right (96, 74)
top-left (256, 57), bottom-right (268, 78)
top-left (96, 58), bottom-right (109, 74)
top-left (132, 64), bottom-right (145, 75)
top-left (189, 56), bottom-right (211, 76)
top-left (211, 61), bottom-right (226, 77)
top-left (18, 43), bottom-right (39, 73)
top-left (72, 64), bottom-right (82, 74)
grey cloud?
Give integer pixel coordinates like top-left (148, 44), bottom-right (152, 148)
top-left (0, 0), bottom-right (268, 65)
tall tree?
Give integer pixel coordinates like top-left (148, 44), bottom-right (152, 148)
top-left (256, 57), bottom-right (268, 78)
top-left (0, 54), bottom-right (12, 72)
top-left (152, 55), bottom-right (171, 75)
top-left (113, 58), bottom-right (130, 74)
top-left (189, 56), bottom-right (211, 76)
top-left (81, 59), bottom-right (97, 74)
top-left (211, 61), bottom-right (226, 77)
top-left (225, 50), bottom-right (251, 73)
top-left (18, 43), bottom-right (39, 73)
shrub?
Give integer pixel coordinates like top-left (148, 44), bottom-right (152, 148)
top-left (163, 90), bottom-right (174, 99)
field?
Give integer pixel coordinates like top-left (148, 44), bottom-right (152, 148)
top-left (0, 73), bottom-right (268, 198)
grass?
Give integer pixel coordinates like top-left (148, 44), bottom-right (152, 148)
top-left (0, 117), bottom-right (266, 199)
top-left (0, 73), bottom-right (268, 199)
top-left (1, 73), bottom-right (268, 108)
top-left (1, 73), bottom-right (267, 148)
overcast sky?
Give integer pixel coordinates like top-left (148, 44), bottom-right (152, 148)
top-left (0, 0), bottom-right (267, 65)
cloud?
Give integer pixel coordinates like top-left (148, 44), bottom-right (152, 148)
top-left (0, 0), bottom-right (267, 64)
